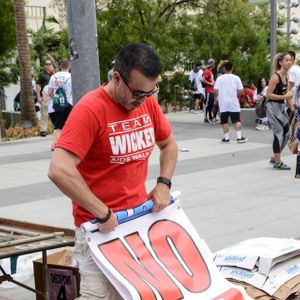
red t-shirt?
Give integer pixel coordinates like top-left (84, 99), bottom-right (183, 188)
top-left (203, 68), bottom-right (214, 94)
top-left (56, 86), bottom-right (172, 227)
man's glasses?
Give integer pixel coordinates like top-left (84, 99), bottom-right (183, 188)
top-left (119, 72), bottom-right (158, 99)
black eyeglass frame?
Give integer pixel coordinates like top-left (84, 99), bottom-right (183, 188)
top-left (118, 72), bottom-right (158, 99)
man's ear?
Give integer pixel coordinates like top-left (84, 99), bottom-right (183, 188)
top-left (113, 71), bottom-right (121, 83)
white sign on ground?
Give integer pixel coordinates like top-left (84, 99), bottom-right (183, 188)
top-left (81, 200), bottom-right (251, 299)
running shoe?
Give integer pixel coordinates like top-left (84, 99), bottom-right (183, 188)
top-left (221, 138), bottom-right (230, 143)
top-left (237, 137), bottom-right (248, 143)
top-left (273, 162), bottom-right (291, 170)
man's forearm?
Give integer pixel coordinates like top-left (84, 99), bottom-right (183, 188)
top-left (48, 163), bottom-right (109, 220)
top-left (159, 135), bottom-right (178, 179)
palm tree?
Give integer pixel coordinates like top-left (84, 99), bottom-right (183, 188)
top-left (12, 0), bottom-right (37, 128)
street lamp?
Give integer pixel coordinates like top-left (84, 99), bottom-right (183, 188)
top-left (279, 0), bottom-right (299, 45)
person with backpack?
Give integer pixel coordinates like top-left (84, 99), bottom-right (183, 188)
top-left (48, 59), bottom-right (72, 149)
top-left (188, 61), bottom-right (205, 112)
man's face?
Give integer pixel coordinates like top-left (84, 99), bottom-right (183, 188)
top-left (114, 69), bottom-right (159, 111)
top-left (44, 60), bottom-right (54, 73)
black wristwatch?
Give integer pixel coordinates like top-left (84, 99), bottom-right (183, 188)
top-left (157, 176), bottom-right (172, 189)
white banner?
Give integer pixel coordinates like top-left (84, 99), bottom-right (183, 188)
top-left (82, 199), bottom-right (251, 300)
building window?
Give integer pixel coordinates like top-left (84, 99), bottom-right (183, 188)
top-left (25, 6), bottom-right (45, 19)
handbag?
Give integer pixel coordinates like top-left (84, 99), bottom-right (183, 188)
top-left (255, 97), bottom-right (267, 118)
top-left (288, 112), bottom-right (298, 154)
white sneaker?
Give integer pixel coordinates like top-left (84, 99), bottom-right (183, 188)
top-left (262, 125), bottom-right (269, 131)
top-left (255, 124), bottom-right (264, 131)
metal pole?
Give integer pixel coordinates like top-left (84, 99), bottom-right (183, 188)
top-left (270, 0), bottom-right (277, 76)
top-left (67, 0), bottom-right (100, 106)
top-left (287, 0), bottom-right (291, 45)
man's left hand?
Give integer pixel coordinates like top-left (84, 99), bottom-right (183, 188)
top-left (148, 184), bottom-right (170, 213)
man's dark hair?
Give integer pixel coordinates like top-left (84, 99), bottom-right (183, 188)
top-left (288, 50), bottom-right (296, 60)
top-left (224, 61), bottom-right (233, 72)
top-left (60, 59), bottom-right (70, 70)
top-left (195, 61), bottom-right (203, 67)
top-left (114, 43), bottom-right (162, 81)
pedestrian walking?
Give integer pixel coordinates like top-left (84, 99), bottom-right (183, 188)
top-left (36, 57), bottom-right (55, 136)
top-left (202, 58), bottom-right (215, 123)
top-left (48, 43), bottom-right (178, 300)
top-left (214, 61), bottom-right (248, 143)
top-left (107, 60), bottom-right (115, 81)
top-left (48, 59), bottom-right (72, 150)
top-left (189, 61), bottom-right (205, 112)
top-left (266, 52), bottom-right (294, 170)
top-left (254, 78), bottom-right (269, 131)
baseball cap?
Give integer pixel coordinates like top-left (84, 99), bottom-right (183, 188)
top-left (207, 58), bottom-right (215, 67)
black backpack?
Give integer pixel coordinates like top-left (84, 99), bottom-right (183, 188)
top-left (52, 78), bottom-right (69, 111)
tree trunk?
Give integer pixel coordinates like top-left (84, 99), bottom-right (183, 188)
top-left (0, 89), bottom-right (6, 140)
top-left (12, 0), bottom-right (37, 128)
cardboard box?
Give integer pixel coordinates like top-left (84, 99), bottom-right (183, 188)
top-left (221, 257), bottom-right (300, 299)
top-left (214, 237), bottom-right (300, 275)
top-left (33, 249), bottom-right (80, 300)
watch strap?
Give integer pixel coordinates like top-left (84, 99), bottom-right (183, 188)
top-left (157, 176), bottom-right (172, 189)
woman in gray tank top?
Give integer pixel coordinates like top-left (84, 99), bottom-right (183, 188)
top-left (266, 52), bottom-right (295, 170)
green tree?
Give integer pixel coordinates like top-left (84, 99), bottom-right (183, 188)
top-left (30, 22), bottom-right (69, 77)
top-left (96, 0), bottom-right (201, 82)
top-left (95, 0), bottom-right (273, 104)
top-left (12, 0), bottom-right (37, 127)
top-left (0, 0), bottom-right (18, 87)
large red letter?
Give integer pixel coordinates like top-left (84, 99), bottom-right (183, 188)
top-left (99, 234), bottom-right (183, 300)
top-left (149, 220), bottom-right (211, 292)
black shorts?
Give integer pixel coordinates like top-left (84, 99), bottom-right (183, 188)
top-left (220, 111), bottom-right (241, 124)
top-left (193, 93), bottom-right (204, 101)
top-left (49, 105), bottom-right (73, 129)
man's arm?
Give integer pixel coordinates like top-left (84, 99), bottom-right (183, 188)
top-left (48, 148), bottom-right (118, 232)
top-left (149, 134), bottom-right (178, 212)
top-left (36, 84), bottom-right (42, 102)
top-left (48, 87), bottom-right (54, 98)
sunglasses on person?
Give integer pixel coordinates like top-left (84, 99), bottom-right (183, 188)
top-left (119, 72), bottom-right (158, 99)
top-left (45, 63), bottom-right (52, 66)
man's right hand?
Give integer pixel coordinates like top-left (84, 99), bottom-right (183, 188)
top-left (98, 211), bottom-right (118, 233)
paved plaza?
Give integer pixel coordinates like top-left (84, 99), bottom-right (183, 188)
top-left (1, 110), bottom-right (300, 299)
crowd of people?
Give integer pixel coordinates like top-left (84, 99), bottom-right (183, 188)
top-left (13, 57), bottom-right (73, 151)
top-left (188, 50), bottom-right (300, 174)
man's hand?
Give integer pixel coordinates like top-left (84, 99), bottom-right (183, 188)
top-left (98, 211), bottom-right (118, 233)
top-left (148, 184), bottom-right (170, 213)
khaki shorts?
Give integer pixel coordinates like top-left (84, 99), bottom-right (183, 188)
top-left (75, 228), bottom-right (122, 300)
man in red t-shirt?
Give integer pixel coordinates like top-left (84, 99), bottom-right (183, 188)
top-left (48, 43), bottom-right (178, 299)
top-left (202, 58), bottom-right (216, 123)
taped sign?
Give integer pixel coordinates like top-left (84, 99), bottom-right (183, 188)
top-left (82, 201), bottom-right (251, 299)
top-left (48, 268), bottom-right (78, 300)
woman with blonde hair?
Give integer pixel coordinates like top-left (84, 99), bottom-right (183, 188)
top-left (266, 52), bottom-right (295, 170)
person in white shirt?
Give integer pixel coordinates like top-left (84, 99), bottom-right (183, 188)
top-left (214, 61), bottom-right (248, 143)
top-left (48, 59), bottom-right (73, 148)
top-left (288, 51), bottom-right (300, 106)
top-left (254, 78), bottom-right (269, 131)
top-left (189, 61), bottom-right (205, 112)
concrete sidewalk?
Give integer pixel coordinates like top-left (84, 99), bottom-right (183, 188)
top-left (1, 110), bottom-right (299, 299)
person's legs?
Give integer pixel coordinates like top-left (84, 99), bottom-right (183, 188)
top-left (40, 100), bottom-right (49, 135)
top-left (207, 93), bottom-right (214, 120)
top-left (231, 112), bottom-right (248, 143)
top-left (220, 112), bottom-right (230, 142)
top-left (75, 229), bottom-right (122, 300)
